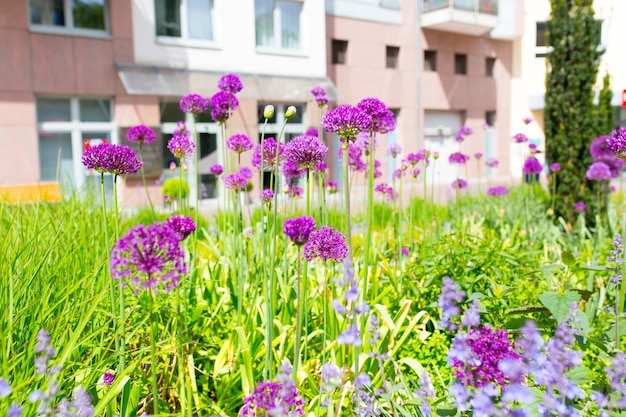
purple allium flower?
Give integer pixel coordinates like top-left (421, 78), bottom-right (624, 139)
top-left (357, 97), bottom-right (391, 123)
top-left (305, 127), bottom-right (319, 137)
top-left (218, 73), bottom-right (244, 94)
top-left (374, 112), bottom-right (396, 134)
top-left (474, 152), bottom-right (483, 159)
top-left (282, 160), bottom-right (306, 180)
top-left (485, 157), bottom-right (499, 168)
top-left (110, 222), bottom-right (187, 295)
top-left (252, 138), bottom-right (284, 172)
top-left (522, 157), bottom-right (542, 175)
top-left (315, 95), bottom-right (329, 108)
top-left (322, 104), bottom-right (371, 142)
top-left (169, 161), bottom-right (177, 170)
top-left (226, 134), bottom-right (254, 154)
top-left (411, 168), bottom-right (420, 179)
top-left (374, 183), bottom-right (389, 195)
top-left (283, 216), bottom-right (316, 246)
top-left (418, 148), bottom-right (432, 161)
top-left (285, 185), bottom-right (303, 199)
top-left (337, 143), bottom-right (366, 172)
top-left (240, 166), bottom-right (253, 180)
top-left (438, 277), bottom-right (466, 331)
top-left (166, 215), bottom-right (197, 240)
top-left (315, 161), bottom-right (327, 172)
top-left (0, 378), bottom-right (11, 397)
top-left (401, 247), bottom-right (409, 257)
top-left (512, 132), bottom-right (529, 143)
top-left (102, 373), bottom-right (115, 387)
top-left (180, 93), bottom-right (209, 115)
top-left (82, 142), bottom-right (143, 176)
top-left (173, 121), bottom-right (190, 137)
top-left (209, 164), bottom-right (224, 176)
top-left (455, 126), bottom-right (473, 142)
top-left (210, 91), bottom-right (239, 123)
top-left (487, 186), bottom-right (510, 197)
top-left (127, 125), bottom-right (156, 144)
top-left (405, 152), bottom-right (421, 166)
top-left (224, 173), bottom-right (248, 190)
top-left (586, 161), bottom-right (612, 181)
top-left (261, 189), bottom-right (274, 203)
top-left (327, 181), bottom-right (338, 193)
top-left (432, 151), bottom-right (440, 160)
top-left (393, 168), bottom-right (404, 180)
top-left (591, 135), bottom-right (615, 159)
top-left (522, 117), bottom-right (533, 125)
top-left (449, 325), bottom-right (520, 388)
top-left (310, 86), bottom-right (327, 97)
top-left (449, 152), bottom-right (470, 165)
top-left (239, 378), bottom-right (305, 417)
top-left (168, 134), bottom-right (195, 159)
top-left (574, 201), bottom-right (586, 212)
top-left (284, 134), bottom-right (328, 169)
top-left (549, 163), bottom-right (561, 172)
top-left (386, 142), bottom-right (402, 158)
top-left (303, 226), bottom-right (348, 262)
top-left (452, 179), bottom-right (468, 190)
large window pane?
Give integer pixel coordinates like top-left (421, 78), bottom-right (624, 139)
top-left (37, 98), bottom-right (72, 123)
top-left (255, 0), bottom-right (275, 47)
top-left (79, 99), bottom-right (111, 122)
top-left (280, 1), bottom-right (300, 49)
top-left (30, 0), bottom-right (65, 26)
top-left (160, 101), bottom-right (185, 123)
top-left (188, 0), bottom-right (213, 40)
top-left (72, 0), bottom-right (105, 30)
top-left (155, 0), bottom-right (182, 37)
top-left (39, 132), bottom-right (73, 185)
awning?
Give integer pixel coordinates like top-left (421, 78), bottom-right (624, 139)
top-left (116, 63), bottom-right (341, 102)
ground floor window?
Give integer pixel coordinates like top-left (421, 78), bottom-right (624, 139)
top-left (36, 97), bottom-right (115, 198)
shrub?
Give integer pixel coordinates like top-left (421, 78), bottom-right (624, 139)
top-left (162, 177), bottom-right (189, 200)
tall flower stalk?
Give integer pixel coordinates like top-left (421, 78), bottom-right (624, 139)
top-left (127, 125), bottom-right (157, 220)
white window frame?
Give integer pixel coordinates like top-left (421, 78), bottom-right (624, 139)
top-left (28, 0), bottom-right (110, 38)
top-left (155, 0), bottom-right (217, 48)
top-left (255, 0), bottom-right (303, 53)
top-left (37, 97), bottom-right (116, 191)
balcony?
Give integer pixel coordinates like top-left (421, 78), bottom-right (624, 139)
top-left (421, 0), bottom-right (499, 36)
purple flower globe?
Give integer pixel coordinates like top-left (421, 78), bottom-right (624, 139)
top-left (240, 166), bottom-right (253, 180)
top-left (315, 95), bottom-right (329, 108)
top-left (210, 91), bottom-right (239, 123)
top-left (303, 226), bottom-right (348, 262)
top-left (240, 379), bottom-right (305, 417)
top-left (127, 125), bottom-right (156, 144)
top-left (261, 189), bottom-right (274, 202)
top-left (357, 97), bottom-right (390, 122)
top-left (315, 161), bottom-right (327, 172)
top-left (449, 152), bottom-right (470, 165)
top-left (224, 173), bottom-right (248, 190)
top-left (452, 179), bottom-right (468, 190)
top-left (586, 161), bottom-right (612, 181)
top-left (218, 73), bottom-right (244, 94)
top-left (82, 142), bottom-right (143, 176)
top-left (305, 127), bottom-right (319, 137)
top-left (386, 142), bottom-right (402, 158)
top-left (512, 132), bottom-right (529, 143)
top-left (252, 138), bottom-right (284, 172)
top-left (282, 160), bottom-right (306, 180)
top-left (102, 372), bottom-right (115, 386)
top-left (327, 181), bottom-right (338, 193)
top-left (168, 134), bottom-right (195, 159)
top-left (574, 201), bottom-right (586, 212)
top-left (209, 164), bottom-right (224, 176)
top-left (284, 134), bottom-right (328, 169)
top-left (485, 157), bottom-right (499, 168)
top-left (283, 216), bottom-right (316, 246)
top-left (322, 104), bottom-right (371, 142)
top-left (549, 163), bottom-right (561, 172)
top-left (486, 186), bottom-right (509, 197)
top-left (522, 156), bottom-right (542, 175)
top-left (474, 152), bottom-right (483, 159)
top-left (180, 93), bottom-right (209, 115)
top-left (166, 215), bottom-right (196, 240)
top-left (310, 86), bottom-right (327, 97)
top-left (226, 134), bottom-right (254, 154)
top-left (110, 222), bottom-right (187, 295)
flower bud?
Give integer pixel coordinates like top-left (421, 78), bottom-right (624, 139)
top-left (263, 105), bottom-right (275, 119)
top-left (285, 105), bottom-right (297, 119)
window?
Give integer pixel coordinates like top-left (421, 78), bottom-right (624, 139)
top-left (424, 50), bottom-right (437, 71)
top-left (536, 21), bottom-right (547, 47)
top-left (36, 97), bottom-right (114, 197)
top-left (160, 100), bottom-right (219, 199)
top-left (486, 57), bottom-right (496, 77)
top-left (332, 39), bottom-right (348, 65)
top-left (454, 53), bottom-right (467, 75)
top-left (257, 103), bottom-right (306, 190)
top-left (386, 46), bottom-right (400, 69)
top-left (29, 0), bottom-right (107, 32)
top-left (255, 0), bottom-right (302, 50)
top-left (155, 0), bottom-right (214, 41)
top-left (485, 111), bottom-right (496, 127)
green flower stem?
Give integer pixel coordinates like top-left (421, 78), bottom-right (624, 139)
top-left (398, 175), bottom-right (403, 262)
top-left (362, 129), bottom-right (375, 307)
top-left (113, 175), bottom-right (125, 374)
top-left (618, 208), bottom-right (626, 352)
top-left (138, 143), bottom-right (156, 221)
top-left (179, 158), bottom-right (185, 215)
top-left (293, 247), bottom-right (302, 382)
top-left (342, 143), bottom-right (353, 259)
top-left (301, 169), bottom-right (311, 368)
top-left (148, 291), bottom-right (160, 415)
top-left (423, 161), bottom-right (429, 232)
top-left (100, 173), bottom-right (119, 370)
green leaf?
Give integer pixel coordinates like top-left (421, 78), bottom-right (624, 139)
top-left (538, 291), bottom-right (580, 323)
top-left (567, 366), bottom-right (592, 384)
top-left (561, 250), bottom-right (577, 267)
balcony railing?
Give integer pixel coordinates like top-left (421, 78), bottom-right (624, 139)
top-left (423, 0), bottom-right (498, 16)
